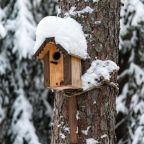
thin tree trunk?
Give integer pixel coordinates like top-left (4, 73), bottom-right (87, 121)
top-left (51, 0), bottom-right (120, 143)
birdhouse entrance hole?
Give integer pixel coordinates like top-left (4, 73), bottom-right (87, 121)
top-left (53, 51), bottom-right (61, 61)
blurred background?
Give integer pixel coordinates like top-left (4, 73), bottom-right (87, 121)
top-left (0, 0), bottom-right (144, 144)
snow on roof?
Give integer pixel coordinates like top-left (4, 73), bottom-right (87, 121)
top-left (34, 16), bottom-right (88, 59)
top-left (82, 60), bottom-right (119, 90)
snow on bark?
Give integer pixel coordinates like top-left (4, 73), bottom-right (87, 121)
top-left (64, 6), bottom-right (93, 17)
top-left (86, 138), bottom-right (99, 144)
top-left (34, 16), bottom-right (88, 59)
top-left (82, 60), bottom-right (119, 90)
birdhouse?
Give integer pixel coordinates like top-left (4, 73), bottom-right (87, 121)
top-left (34, 37), bottom-right (82, 90)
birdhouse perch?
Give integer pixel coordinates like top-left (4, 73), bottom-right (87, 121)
top-left (34, 37), bottom-right (82, 90)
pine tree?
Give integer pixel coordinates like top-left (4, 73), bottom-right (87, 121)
top-left (0, 0), bottom-right (57, 144)
top-left (116, 0), bottom-right (144, 143)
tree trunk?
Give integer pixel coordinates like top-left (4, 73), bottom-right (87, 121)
top-left (51, 0), bottom-right (120, 143)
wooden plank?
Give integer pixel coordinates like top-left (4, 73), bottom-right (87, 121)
top-left (71, 57), bottom-right (81, 88)
top-left (43, 53), bottom-right (50, 87)
top-left (37, 53), bottom-right (44, 59)
top-left (68, 96), bottom-right (78, 144)
top-left (40, 46), bottom-right (49, 56)
top-left (34, 37), bottom-right (55, 57)
top-left (50, 44), bottom-right (64, 87)
top-left (64, 54), bottom-right (72, 85)
top-left (37, 42), bottom-right (55, 60)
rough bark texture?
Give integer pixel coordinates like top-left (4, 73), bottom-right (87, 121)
top-left (51, 0), bottom-right (120, 143)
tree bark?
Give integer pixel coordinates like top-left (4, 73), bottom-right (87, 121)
top-left (51, 0), bottom-right (120, 143)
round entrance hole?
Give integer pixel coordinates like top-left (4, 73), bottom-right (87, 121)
top-left (53, 51), bottom-right (61, 60)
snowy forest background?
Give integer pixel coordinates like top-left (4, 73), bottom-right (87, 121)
top-left (0, 0), bottom-right (143, 144)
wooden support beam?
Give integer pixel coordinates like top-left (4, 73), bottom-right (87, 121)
top-left (68, 96), bottom-right (78, 144)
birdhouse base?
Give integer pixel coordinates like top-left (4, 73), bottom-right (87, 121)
top-left (48, 86), bottom-right (83, 97)
top-left (49, 85), bottom-right (80, 90)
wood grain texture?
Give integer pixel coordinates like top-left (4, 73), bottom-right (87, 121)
top-left (37, 42), bottom-right (55, 59)
top-left (35, 37), bottom-right (55, 58)
top-left (64, 54), bottom-right (72, 86)
top-left (68, 97), bottom-right (78, 144)
top-left (49, 44), bottom-right (64, 87)
top-left (71, 57), bottom-right (81, 88)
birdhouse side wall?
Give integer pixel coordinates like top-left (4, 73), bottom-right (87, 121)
top-left (49, 45), bottom-right (64, 87)
top-left (71, 57), bottom-right (81, 88)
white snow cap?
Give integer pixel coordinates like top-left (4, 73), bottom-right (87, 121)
top-left (34, 16), bottom-right (88, 59)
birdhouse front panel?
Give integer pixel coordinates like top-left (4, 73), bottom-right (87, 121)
top-left (49, 43), bottom-right (64, 87)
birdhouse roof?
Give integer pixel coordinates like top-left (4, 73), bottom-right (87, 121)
top-left (33, 16), bottom-right (88, 59)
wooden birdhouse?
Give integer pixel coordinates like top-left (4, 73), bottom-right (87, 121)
top-left (34, 37), bottom-right (82, 90)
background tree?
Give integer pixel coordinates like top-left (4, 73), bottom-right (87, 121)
top-left (51, 0), bottom-right (120, 143)
top-left (116, 0), bottom-right (144, 143)
top-left (0, 0), bottom-right (57, 144)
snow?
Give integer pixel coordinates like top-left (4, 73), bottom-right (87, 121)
top-left (0, 24), bottom-right (6, 39)
top-left (86, 138), bottom-right (99, 144)
top-left (101, 134), bottom-right (108, 139)
top-left (76, 111), bottom-right (80, 120)
top-left (93, 100), bottom-right (96, 104)
top-left (6, 0), bottom-right (36, 59)
top-left (65, 6), bottom-right (93, 17)
top-left (116, 84), bottom-right (128, 114)
top-left (60, 132), bottom-right (66, 139)
top-left (76, 127), bottom-right (78, 134)
top-left (84, 0), bottom-right (100, 3)
top-left (93, 0), bottom-right (100, 2)
top-left (140, 114), bottom-right (144, 125)
top-left (82, 60), bottom-right (119, 90)
top-left (10, 91), bottom-right (41, 144)
top-left (63, 126), bottom-right (70, 132)
top-left (128, 0), bottom-right (144, 26)
top-left (0, 103), bottom-right (5, 123)
top-left (130, 63), bottom-right (144, 86)
top-left (0, 8), bottom-right (5, 20)
top-left (95, 21), bottom-right (101, 25)
top-left (0, 7), bottom-right (6, 39)
top-left (82, 126), bottom-right (91, 135)
top-left (0, 54), bottom-right (9, 75)
top-left (42, 90), bottom-right (53, 119)
top-left (34, 16), bottom-right (88, 59)
top-left (132, 127), bottom-right (144, 144)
